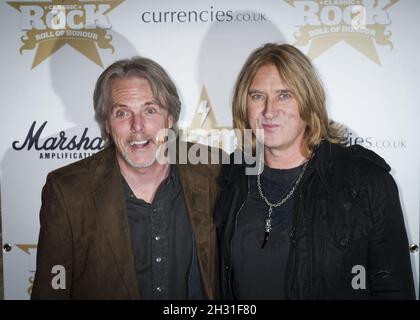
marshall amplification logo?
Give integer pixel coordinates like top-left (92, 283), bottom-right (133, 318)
top-left (285, 0), bottom-right (399, 64)
top-left (8, 0), bottom-right (123, 68)
top-left (12, 121), bottom-right (104, 160)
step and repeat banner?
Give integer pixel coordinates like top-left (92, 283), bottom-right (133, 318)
top-left (0, 0), bottom-right (419, 299)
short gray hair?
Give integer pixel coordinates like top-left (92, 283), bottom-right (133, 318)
top-left (93, 57), bottom-right (181, 145)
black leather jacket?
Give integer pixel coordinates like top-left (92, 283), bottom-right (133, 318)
top-left (215, 141), bottom-right (415, 299)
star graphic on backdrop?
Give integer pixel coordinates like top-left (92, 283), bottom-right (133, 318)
top-left (8, 0), bottom-right (123, 68)
top-left (285, 0), bottom-right (399, 65)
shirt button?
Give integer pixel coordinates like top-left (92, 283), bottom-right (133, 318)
top-left (156, 257), bottom-right (162, 263)
top-left (340, 238), bottom-right (349, 247)
top-left (152, 207), bottom-right (157, 213)
top-left (156, 287), bottom-right (162, 292)
top-left (155, 236), bottom-right (160, 241)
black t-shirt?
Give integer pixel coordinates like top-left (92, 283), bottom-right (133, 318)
top-left (231, 164), bottom-right (303, 299)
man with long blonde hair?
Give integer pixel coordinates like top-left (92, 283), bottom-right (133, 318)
top-left (215, 43), bottom-right (415, 299)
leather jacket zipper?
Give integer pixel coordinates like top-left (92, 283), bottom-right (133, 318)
top-left (228, 175), bottom-right (250, 298)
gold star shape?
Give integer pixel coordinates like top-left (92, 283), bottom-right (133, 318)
top-left (285, 0), bottom-right (399, 65)
top-left (8, 0), bottom-right (123, 68)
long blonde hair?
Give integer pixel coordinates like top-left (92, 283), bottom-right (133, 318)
top-left (232, 43), bottom-right (344, 157)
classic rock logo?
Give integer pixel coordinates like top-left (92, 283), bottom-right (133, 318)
top-left (7, 0), bottom-right (123, 69)
top-left (285, 0), bottom-right (399, 64)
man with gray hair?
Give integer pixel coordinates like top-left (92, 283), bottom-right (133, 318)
top-left (32, 57), bottom-right (221, 299)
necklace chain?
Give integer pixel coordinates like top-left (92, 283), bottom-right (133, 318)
top-left (257, 160), bottom-right (309, 248)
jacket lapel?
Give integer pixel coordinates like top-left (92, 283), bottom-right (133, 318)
top-left (92, 148), bottom-right (140, 299)
top-left (177, 163), bottom-right (217, 299)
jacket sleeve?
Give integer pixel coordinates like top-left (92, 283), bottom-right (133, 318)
top-left (31, 174), bottom-right (73, 299)
top-left (366, 168), bottom-right (415, 299)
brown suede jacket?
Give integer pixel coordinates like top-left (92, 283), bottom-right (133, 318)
top-left (32, 142), bottom-right (222, 299)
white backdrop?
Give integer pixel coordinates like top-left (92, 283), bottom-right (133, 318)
top-left (0, 0), bottom-right (418, 299)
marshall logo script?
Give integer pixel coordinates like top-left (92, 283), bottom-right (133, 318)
top-left (12, 121), bottom-right (104, 160)
top-left (285, 0), bottom-right (399, 65)
top-left (8, 0), bottom-right (123, 68)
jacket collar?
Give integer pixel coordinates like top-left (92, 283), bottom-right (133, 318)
top-left (175, 140), bottom-right (218, 299)
top-left (304, 140), bottom-right (337, 193)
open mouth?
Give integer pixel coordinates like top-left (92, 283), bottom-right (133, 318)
top-left (129, 139), bottom-right (151, 149)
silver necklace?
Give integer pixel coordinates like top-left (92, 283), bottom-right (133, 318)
top-left (257, 160), bottom-right (309, 248)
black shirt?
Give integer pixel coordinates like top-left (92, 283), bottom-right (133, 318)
top-left (122, 165), bottom-right (202, 299)
top-left (231, 164), bottom-right (303, 299)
